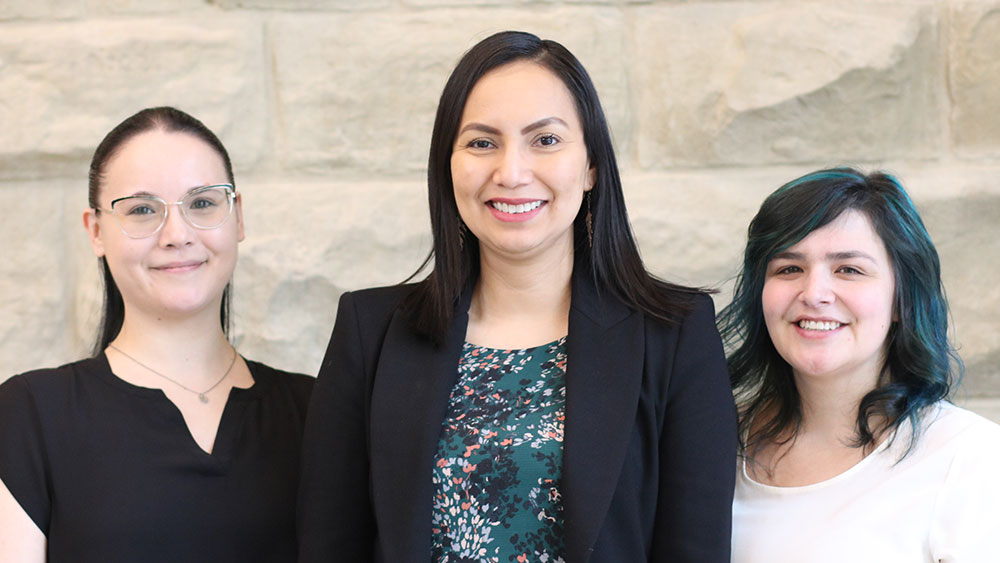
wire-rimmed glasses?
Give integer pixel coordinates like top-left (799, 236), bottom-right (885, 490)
top-left (96, 184), bottom-right (236, 239)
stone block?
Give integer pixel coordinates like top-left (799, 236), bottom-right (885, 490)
top-left (0, 0), bottom-right (82, 20)
top-left (0, 17), bottom-right (267, 182)
top-left (949, 2), bottom-right (1000, 158)
top-left (915, 190), bottom-right (1000, 395)
top-left (633, 3), bottom-right (944, 168)
top-left (230, 180), bottom-right (432, 375)
top-left (209, 0), bottom-right (390, 9)
top-left (269, 8), bottom-right (629, 176)
top-left (84, 0), bottom-right (209, 13)
top-left (0, 183), bottom-right (77, 381)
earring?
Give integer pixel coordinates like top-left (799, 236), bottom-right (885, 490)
top-left (585, 191), bottom-right (593, 247)
top-left (458, 217), bottom-right (467, 249)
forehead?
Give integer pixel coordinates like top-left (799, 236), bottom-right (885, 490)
top-left (100, 129), bottom-right (227, 198)
top-left (783, 209), bottom-right (889, 258)
top-left (461, 60), bottom-right (581, 127)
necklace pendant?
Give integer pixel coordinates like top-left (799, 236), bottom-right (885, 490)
top-left (198, 393), bottom-right (209, 404)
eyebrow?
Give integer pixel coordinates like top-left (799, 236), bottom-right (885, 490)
top-left (119, 185), bottom-right (222, 199)
top-left (456, 116), bottom-right (569, 137)
top-left (771, 250), bottom-right (878, 263)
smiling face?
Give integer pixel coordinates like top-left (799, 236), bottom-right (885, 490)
top-left (83, 129), bottom-right (244, 322)
top-left (451, 60), bottom-right (595, 264)
top-left (761, 210), bottom-right (896, 388)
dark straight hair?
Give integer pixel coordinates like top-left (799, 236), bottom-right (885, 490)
top-left (718, 167), bottom-right (959, 459)
top-left (404, 30), bottom-right (702, 345)
top-left (87, 106), bottom-right (235, 355)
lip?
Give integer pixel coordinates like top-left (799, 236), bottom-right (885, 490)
top-left (792, 316), bottom-right (846, 339)
top-left (151, 260), bottom-right (205, 273)
top-left (485, 198), bottom-right (547, 223)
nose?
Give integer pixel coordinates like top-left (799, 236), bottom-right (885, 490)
top-left (799, 270), bottom-right (834, 308)
top-left (492, 146), bottom-right (533, 189)
top-left (157, 203), bottom-right (195, 248)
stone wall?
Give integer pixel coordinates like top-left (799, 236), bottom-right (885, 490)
top-left (1, 1), bottom-right (998, 417)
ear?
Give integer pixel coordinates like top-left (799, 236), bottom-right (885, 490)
top-left (585, 165), bottom-right (596, 192)
top-left (234, 192), bottom-right (245, 242)
top-left (82, 208), bottom-right (105, 257)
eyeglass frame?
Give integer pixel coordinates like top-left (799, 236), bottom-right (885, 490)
top-left (94, 183), bottom-right (238, 239)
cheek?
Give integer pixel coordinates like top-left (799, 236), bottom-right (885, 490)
top-left (450, 155), bottom-right (478, 197)
top-left (760, 281), bottom-right (784, 323)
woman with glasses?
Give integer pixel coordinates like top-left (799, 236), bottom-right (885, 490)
top-left (298, 31), bottom-right (737, 562)
top-left (0, 107), bottom-right (312, 562)
top-left (719, 168), bottom-right (1000, 561)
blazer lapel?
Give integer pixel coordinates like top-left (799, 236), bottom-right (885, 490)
top-left (563, 269), bottom-right (645, 562)
top-left (369, 294), bottom-right (470, 562)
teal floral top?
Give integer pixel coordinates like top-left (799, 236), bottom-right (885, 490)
top-left (430, 336), bottom-right (568, 563)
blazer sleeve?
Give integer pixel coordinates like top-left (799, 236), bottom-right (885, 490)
top-left (651, 296), bottom-right (737, 562)
top-left (298, 291), bottom-right (377, 561)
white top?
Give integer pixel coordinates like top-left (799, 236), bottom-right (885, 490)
top-left (732, 402), bottom-right (1000, 562)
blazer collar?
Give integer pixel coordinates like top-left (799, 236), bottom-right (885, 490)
top-left (369, 288), bottom-right (471, 562)
top-left (563, 264), bottom-right (645, 562)
top-left (369, 268), bottom-right (644, 562)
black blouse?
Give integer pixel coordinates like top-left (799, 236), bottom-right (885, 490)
top-left (0, 354), bottom-right (313, 563)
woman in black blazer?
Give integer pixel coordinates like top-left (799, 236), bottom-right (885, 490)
top-left (298, 31), bottom-right (737, 562)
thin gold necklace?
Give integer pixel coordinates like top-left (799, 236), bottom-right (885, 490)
top-left (109, 344), bottom-right (238, 404)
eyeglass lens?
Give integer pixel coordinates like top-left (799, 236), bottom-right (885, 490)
top-left (111, 186), bottom-right (233, 237)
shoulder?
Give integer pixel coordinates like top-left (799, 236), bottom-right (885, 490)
top-left (1, 358), bottom-right (102, 405)
top-left (920, 402), bottom-right (1000, 453)
top-left (333, 283), bottom-right (419, 340)
top-left (642, 291), bottom-right (720, 342)
top-left (246, 360), bottom-right (315, 396)
top-left (338, 284), bottom-right (416, 320)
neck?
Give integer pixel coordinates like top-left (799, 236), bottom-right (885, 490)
top-left (793, 366), bottom-right (882, 443)
top-left (467, 244), bottom-right (574, 348)
top-left (110, 307), bottom-right (232, 381)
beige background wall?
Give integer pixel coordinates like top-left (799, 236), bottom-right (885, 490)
top-left (1, 0), bottom-right (998, 417)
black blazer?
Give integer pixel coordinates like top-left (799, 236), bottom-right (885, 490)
top-left (298, 272), bottom-right (737, 562)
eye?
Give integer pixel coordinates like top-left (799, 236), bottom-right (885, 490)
top-left (836, 265), bottom-right (863, 275)
top-left (189, 197), bottom-right (218, 210)
top-left (119, 200), bottom-right (159, 216)
top-left (466, 138), bottom-right (495, 150)
top-left (535, 134), bottom-right (560, 147)
top-left (772, 264), bottom-right (802, 276)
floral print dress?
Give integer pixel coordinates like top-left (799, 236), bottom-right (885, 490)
top-left (430, 337), bottom-right (567, 563)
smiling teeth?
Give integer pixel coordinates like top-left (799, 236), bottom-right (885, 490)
top-left (799, 320), bottom-right (842, 331)
top-left (491, 201), bottom-right (542, 214)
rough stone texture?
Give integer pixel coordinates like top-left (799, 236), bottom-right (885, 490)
top-left (0, 0), bottom-right (83, 20)
top-left (230, 180), bottom-right (431, 374)
top-left (269, 8), bottom-right (629, 176)
top-left (0, 17), bottom-right (267, 181)
top-left (210, 0), bottom-right (391, 10)
top-left (0, 2), bottom-right (998, 413)
top-left (949, 2), bottom-right (1000, 158)
top-left (633, 3), bottom-right (944, 167)
top-left (0, 183), bottom-right (76, 377)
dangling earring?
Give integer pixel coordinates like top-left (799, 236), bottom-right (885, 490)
top-left (585, 190), bottom-right (594, 247)
top-left (458, 217), bottom-right (467, 249)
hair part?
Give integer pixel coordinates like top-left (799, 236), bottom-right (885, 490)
top-left (88, 106), bottom-right (235, 355)
top-left (718, 167), bottom-right (960, 460)
top-left (404, 30), bottom-right (703, 344)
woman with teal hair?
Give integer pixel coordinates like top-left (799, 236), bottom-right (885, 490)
top-left (720, 167), bottom-right (1000, 561)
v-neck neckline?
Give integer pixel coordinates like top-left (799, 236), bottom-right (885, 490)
top-left (90, 353), bottom-right (271, 470)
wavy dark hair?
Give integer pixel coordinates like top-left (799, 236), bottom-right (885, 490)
top-left (404, 30), bottom-right (702, 344)
top-left (87, 106), bottom-right (235, 354)
top-left (718, 167), bottom-right (959, 459)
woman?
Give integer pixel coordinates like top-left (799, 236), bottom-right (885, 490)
top-left (0, 107), bottom-right (313, 562)
top-left (719, 168), bottom-right (1000, 561)
top-left (298, 31), bottom-right (736, 562)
